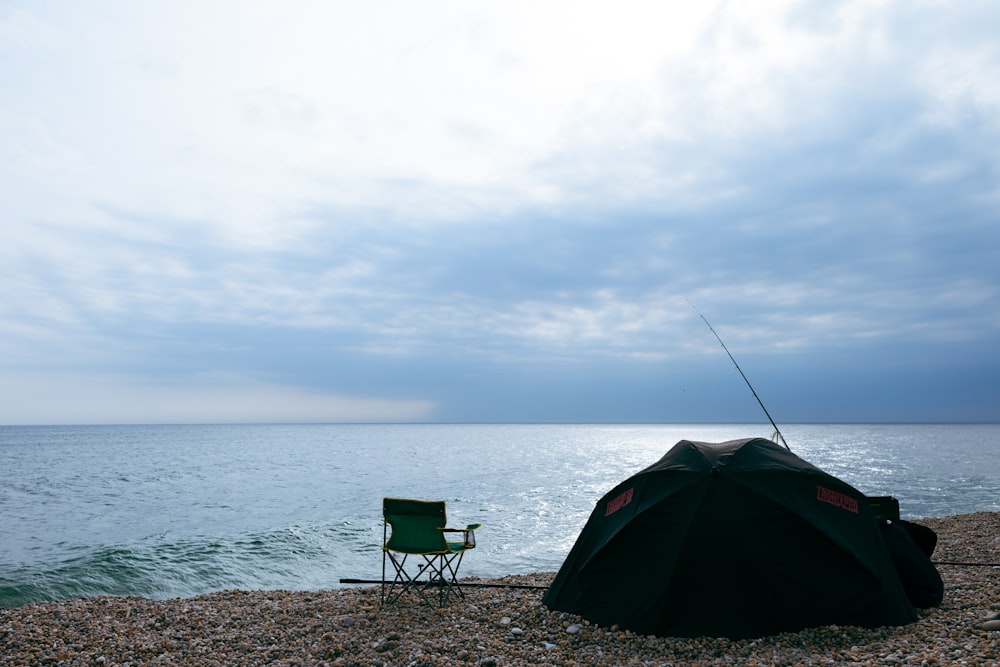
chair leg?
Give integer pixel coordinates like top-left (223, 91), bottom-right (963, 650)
top-left (437, 552), bottom-right (466, 604)
top-left (383, 552), bottom-right (441, 607)
top-left (416, 552), bottom-right (466, 605)
top-left (382, 549), bottom-right (471, 607)
top-left (419, 554), bottom-right (452, 606)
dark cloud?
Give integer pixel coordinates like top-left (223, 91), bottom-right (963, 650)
top-left (2, 1), bottom-right (999, 423)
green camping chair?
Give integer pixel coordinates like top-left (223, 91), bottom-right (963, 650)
top-left (381, 497), bottom-right (481, 606)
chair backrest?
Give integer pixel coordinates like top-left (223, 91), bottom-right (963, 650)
top-left (383, 498), bottom-right (449, 554)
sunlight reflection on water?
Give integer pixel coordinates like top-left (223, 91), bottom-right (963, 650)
top-left (1, 423), bottom-right (997, 605)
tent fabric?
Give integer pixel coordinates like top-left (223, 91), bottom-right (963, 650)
top-left (542, 437), bottom-right (917, 639)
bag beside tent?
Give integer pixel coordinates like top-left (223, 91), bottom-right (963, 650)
top-left (543, 438), bottom-right (917, 639)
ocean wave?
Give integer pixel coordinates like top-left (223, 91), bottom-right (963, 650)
top-left (0, 523), bottom-right (377, 608)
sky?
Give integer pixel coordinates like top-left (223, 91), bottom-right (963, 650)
top-left (1, 1), bottom-right (998, 425)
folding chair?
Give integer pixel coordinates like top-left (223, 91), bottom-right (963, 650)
top-left (381, 498), bottom-right (481, 606)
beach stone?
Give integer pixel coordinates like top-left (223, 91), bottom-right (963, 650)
top-left (1, 517), bottom-right (999, 667)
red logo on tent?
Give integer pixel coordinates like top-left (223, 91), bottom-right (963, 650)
top-left (816, 485), bottom-right (859, 513)
top-left (605, 487), bottom-right (634, 516)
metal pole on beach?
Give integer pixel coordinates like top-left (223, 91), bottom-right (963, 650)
top-left (339, 578), bottom-right (549, 590)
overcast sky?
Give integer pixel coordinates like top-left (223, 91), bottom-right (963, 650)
top-left (2, 1), bottom-right (998, 425)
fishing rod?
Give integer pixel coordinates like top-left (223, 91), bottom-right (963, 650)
top-left (688, 301), bottom-right (790, 450)
top-left (339, 578), bottom-right (549, 590)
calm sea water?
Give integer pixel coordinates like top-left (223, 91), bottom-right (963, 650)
top-left (1, 423), bottom-right (998, 608)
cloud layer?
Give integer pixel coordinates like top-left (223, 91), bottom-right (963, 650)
top-left (2, 1), bottom-right (998, 423)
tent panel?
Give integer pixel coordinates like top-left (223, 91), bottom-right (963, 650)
top-left (570, 482), bottom-right (709, 633)
top-left (657, 479), bottom-right (891, 637)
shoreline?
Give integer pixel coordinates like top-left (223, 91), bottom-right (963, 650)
top-left (2, 513), bottom-right (998, 666)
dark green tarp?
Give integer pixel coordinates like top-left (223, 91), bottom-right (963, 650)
top-left (542, 438), bottom-right (917, 638)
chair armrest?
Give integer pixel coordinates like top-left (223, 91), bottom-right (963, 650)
top-left (441, 523), bottom-right (481, 549)
top-left (441, 523), bottom-right (481, 533)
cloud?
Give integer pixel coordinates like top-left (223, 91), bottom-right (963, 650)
top-left (0, 372), bottom-right (435, 425)
top-left (2, 1), bottom-right (999, 423)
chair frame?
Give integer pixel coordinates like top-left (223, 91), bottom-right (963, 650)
top-left (381, 497), bottom-right (480, 606)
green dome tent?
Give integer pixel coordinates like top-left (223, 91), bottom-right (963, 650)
top-left (542, 438), bottom-right (917, 638)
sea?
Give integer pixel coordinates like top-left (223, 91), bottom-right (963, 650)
top-left (2, 423), bottom-right (998, 609)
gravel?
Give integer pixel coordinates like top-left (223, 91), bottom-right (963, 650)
top-left (2, 512), bottom-right (998, 666)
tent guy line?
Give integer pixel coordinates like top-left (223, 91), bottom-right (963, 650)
top-left (931, 561), bottom-right (1000, 567)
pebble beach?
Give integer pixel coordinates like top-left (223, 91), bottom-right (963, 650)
top-left (3, 512), bottom-right (998, 667)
